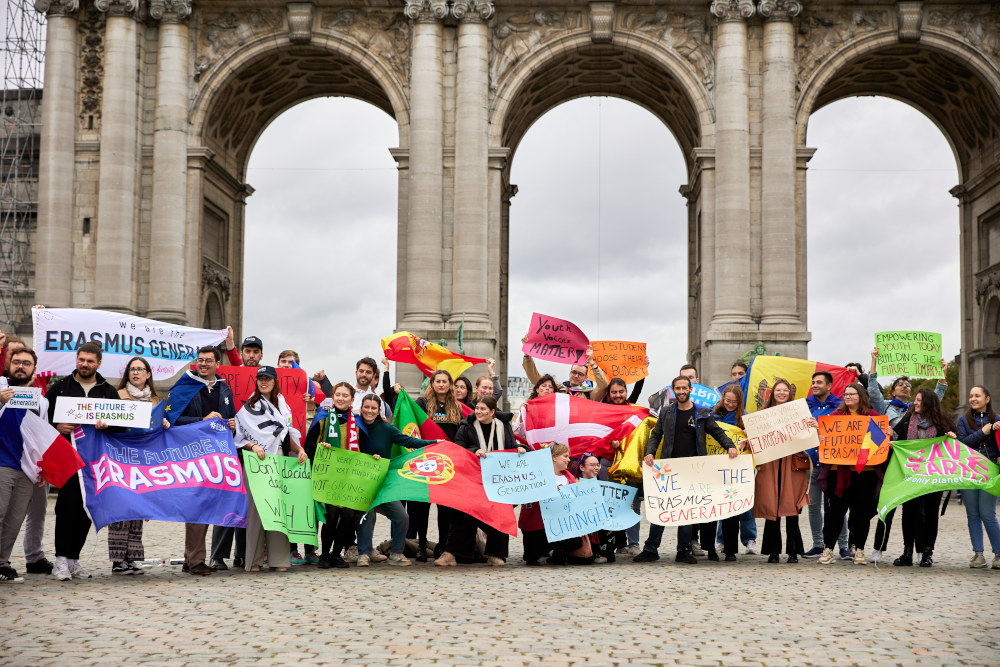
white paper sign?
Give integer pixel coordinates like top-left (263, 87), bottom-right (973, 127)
top-left (741, 398), bottom-right (819, 466)
top-left (53, 396), bottom-right (152, 428)
top-left (6, 387), bottom-right (41, 410)
top-left (33, 308), bottom-right (227, 380)
top-left (642, 454), bottom-right (755, 526)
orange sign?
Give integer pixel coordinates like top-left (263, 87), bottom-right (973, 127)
top-left (818, 414), bottom-right (892, 466)
top-left (588, 340), bottom-right (648, 383)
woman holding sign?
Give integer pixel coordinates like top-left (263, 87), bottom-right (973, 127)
top-left (438, 396), bottom-right (522, 566)
top-left (891, 388), bottom-right (956, 568)
top-left (356, 395), bottom-right (439, 567)
top-left (957, 386), bottom-right (1000, 569)
top-left (816, 383), bottom-right (882, 566)
top-left (754, 379), bottom-right (813, 564)
top-left (105, 356), bottom-right (166, 575)
top-left (306, 382), bottom-right (360, 569)
top-left (519, 444), bottom-right (578, 565)
top-left (235, 366), bottom-right (307, 573)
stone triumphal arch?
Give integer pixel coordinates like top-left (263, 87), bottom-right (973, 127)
top-left (31, 0), bottom-right (1000, 392)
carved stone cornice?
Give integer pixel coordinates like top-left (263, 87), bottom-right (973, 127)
top-left (757, 0), bottom-right (801, 22)
top-left (201, 260), bottom-right (232, 299)
top-left (404, 0), bottom-right (449, 24)
top-left (450, 0), bottom-right (494, 23)
top-left (148, 0), bottom-right (190, 23)
top-left (286, 3), bottom-right (314, 43)
top-left (35, 0), bottom-right (80, 16)
top-left (710, 0), bottom-right (755, 22)
top-left (94, 0), bottom-right (140, 18)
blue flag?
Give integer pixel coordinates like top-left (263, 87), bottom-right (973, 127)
top-left (123, 401), bottom-right (166, 435)
top-left (74, 420), bottom-right (247, 531)
top-left (164, 372), bottom-right (205, 425)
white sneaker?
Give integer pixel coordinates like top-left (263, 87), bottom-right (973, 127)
top-left (593, 556), bottom-right (608, 564)
top-left (68, 560), bottom-right (92, 579)
top-left (388, 553), bottom-right (413, 566)
top-left (357, 554), bottom-right (370, 567)
top-left (853, 548), bottom-right (867, 565)
top-left (869, 549), bottom-right (882, 563)
top-left (343, 545), bottom-right (359, 563)
top-left (745, 540), bottom-right (757, 555)
top-left (626, 545), bottom-right (641, 557)
top-left (970, 552), bottom-right (988, 568)
top-left (817, 548), bottom-right (835, 565)
top-left (615, 547), bottom-right (628, 555)
top-left (715, 541), bottom-right (725, 555)
top-left (690, 541), bottom-right (706, 556)
top-left (371, 552), bottom-right (388, 563)
top-left (52, 557), bottom-right (71, 581)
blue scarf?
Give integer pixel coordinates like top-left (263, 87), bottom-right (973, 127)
top-left (889, 398), bottom-right (910, 411)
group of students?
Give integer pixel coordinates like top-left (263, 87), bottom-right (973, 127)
top-left (1, 326), bottom-right (998, 583)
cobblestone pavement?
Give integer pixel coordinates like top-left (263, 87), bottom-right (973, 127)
top-left (3, 496), bottom-right (999, 666)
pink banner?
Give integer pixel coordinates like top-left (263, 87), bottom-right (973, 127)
top-left (521, 312), bottom-right (590, 366)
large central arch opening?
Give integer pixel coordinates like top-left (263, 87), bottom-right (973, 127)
top-left (494, 40), bottom-right (706, 404)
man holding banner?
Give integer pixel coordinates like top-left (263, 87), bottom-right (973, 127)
top-left (45, 342), bottom-right (121, 581)
top-left (636, 375), bottom-right (737, 564)
top-left (165, 346), bottom-right (237, 575)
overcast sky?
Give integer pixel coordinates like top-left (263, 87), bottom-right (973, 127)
top-left (244, 95), bottom-right (958, 400)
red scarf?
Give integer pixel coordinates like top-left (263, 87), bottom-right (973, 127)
top-left (324, 409), bottom-right (360, 452)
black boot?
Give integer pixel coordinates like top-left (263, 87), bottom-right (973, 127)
top-left (919, 548), bottom-right (933, 568)
top-left (893, 546), bottom-right (913, 566)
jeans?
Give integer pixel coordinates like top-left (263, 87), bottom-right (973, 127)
top-left (643, 523), bottom-right (693, 554)
top-left (716, 509), bottom-right (757, 544)
top-left (357, 501), bottom-right (408, 556)
top-left (964, 489), bottom-right (1000, 553)
top-left (808, 465), bottom-right (847, 550)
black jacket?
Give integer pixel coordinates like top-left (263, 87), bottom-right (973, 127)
top-left (645, 404), bottom-right (734, 458)
top-left (454, 412), bottom-right (516, 453)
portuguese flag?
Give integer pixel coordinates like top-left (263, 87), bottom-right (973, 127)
top-left (391, 391), bottom-right (446, 458)
top-left (371, 442), bottom-right (518, 536)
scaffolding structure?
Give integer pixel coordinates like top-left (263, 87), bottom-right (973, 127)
top-left (0, 1), bottom-right (45, 335)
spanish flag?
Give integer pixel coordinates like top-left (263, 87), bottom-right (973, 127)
top-left (740, 356), bottom-right (857, 414)
top-left (381, 331), bottom-right (487, 380)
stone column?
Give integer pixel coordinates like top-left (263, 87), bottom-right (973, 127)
top-left (449, 0), bottom-right (493, 328)
top-left (708, 0), bottom-right (754, 325)
top-left (402, 0), bottom-right (448, 326)
top-left (33, 1), bottom-right (80, 307)
top-left (759, 0), bottom-right (801, 325)
top-left (93, 0), bottom-right (141, 313)
top-left (147, 0), bottom-right (192, 323)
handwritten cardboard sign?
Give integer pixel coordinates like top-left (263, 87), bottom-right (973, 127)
top-left (540, 478), bottom-right (640, 540)
top-left (311, 446), bottom-right (389, 511)
top-left (818, 414), bottom-right (892, 466)
top-left (217, 366), bottom-right (308, 437)
top-left (53, 396), bottom-right (153, 428)
top-left (5, 387), bottom-right (41, 410)
top-left (521, 312), bottom-right (590, 366)
top-left (642, 454), bottom-right (755, 526)
top-left (243, 454), bottom-right (318, 546)
top-left (875, 331), bottom-right (943, 379)
top-left (741, 398), bottom-right (819, 466)
top-left (588, 341), bottom-right (648, 383)
top-left (480, 448), bottom-right (558, 504)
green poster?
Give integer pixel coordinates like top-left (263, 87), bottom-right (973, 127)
top-left (874, 331), bottom-right (944, 379)
top-left (311, 446), bottom-right (390, 511)
top-left (243, 454), bottom-right (318, 546)
top-left (877, 437), bottom-right (1000, 520)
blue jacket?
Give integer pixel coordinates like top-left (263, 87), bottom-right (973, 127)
top-left (867, 374), bottom-right (946, 428)
top-left (957, 412), bottom-right (1000, 461)
top-left (805, 393), bottom-right (843, 464)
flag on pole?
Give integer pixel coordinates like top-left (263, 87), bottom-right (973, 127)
top-left (739, 356), bottom-right (857, 414)
top-left (381, 331), bottom-right (486, 380)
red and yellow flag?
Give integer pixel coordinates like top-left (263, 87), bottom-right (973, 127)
top-left (381, 331), bottom-right (487, 380)
top-left (742, 356), bottom-right (857, 414)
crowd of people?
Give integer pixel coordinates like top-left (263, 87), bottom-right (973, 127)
top-left (0, 324), bottom-right (997, 583)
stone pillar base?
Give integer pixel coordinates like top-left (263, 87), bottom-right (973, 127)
top-left (703, 326), bottom-right (811, 386)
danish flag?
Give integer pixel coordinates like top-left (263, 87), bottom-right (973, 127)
top-left (523, 393), bottom-right (650, 458)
